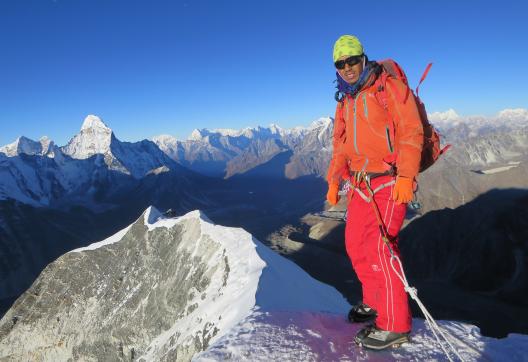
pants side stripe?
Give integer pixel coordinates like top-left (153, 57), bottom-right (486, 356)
top-left (376, 190), bottom-right (392, 330)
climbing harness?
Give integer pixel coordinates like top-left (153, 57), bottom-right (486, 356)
top-left (345, 171), bottom-right (466, 362)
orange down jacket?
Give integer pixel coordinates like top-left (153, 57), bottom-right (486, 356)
top-left (327, 75), bottom-right (424, 185)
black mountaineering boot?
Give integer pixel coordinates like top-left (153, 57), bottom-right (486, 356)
top-left (354, 323), bottom-right (375, 344)
top-left (348, 303), bottom-right (377, 323)
top-left (357, 326), bottom-right (410, 350)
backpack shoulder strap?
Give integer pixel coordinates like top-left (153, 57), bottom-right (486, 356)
top-left (375, 59), bottom-right (417, 167)
top-left (374, 66), bottom-right (397, 166)
top-left (377, 60), bottom-right (410, 105)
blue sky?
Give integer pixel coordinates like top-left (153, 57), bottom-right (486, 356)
top-left (1, 0), bottom-right (526, 146)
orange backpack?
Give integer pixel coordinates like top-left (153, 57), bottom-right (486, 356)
top-left (375, 59), bottom-right (449, 173)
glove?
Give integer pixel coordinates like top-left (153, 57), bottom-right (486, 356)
top-left (326, 183), bottom-right (340, 205)
top-left (392, 176), bottom-right (414, 204)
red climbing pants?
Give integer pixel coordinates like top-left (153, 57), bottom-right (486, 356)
top-left (345, 175), bottom-right (412, 333)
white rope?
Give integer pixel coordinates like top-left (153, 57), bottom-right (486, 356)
top-left (389, 255), bottom-right (467, 362)
top-left (343, 172), bottom-right (466, 360)
top-left (339, 180), bottom-right (352, 195)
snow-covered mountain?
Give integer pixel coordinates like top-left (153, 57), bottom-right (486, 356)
top-left (0, 136), bottom-right (55, 157)
top-left (410, 108), bottom-right (528, 213)
top-left (0, 115), bottom-right (193, 208)
top-left (152, 117), bottom-right (333, 178)
top-left (153, 108), bottom-right (528, 180)
top-left (429, 108), bottom-right (528, 141)
top-left (3, 109), bottom-right (525, 208)
top-left (62, 115), bottom-right (114, 159)
top-left (61, 115), bottom-right (180, 179)
top-left (1, 207), bottom-right (526, 361)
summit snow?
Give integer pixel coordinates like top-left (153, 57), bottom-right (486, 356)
top-left (428, 107), bottom-right (528, 136)
top-left (62, 115), bottom-right (113, 160)
top-left (0, 136), bottom-right (56, 158)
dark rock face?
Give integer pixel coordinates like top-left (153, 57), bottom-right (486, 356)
top-left (398, 189), bottom-right (528, 337)
top-left (402, 189), bottom-right (528, 302)
top-left (0, 200), bottom-right (112, 310)
top-left (0, 209), bottom-right (232, 361)
top-left (224, 138), bottom-right (287, 179)
top-left (0, 169), bottom-right (210, 317)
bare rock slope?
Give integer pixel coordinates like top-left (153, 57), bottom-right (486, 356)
top-left (0, 207), bottom-right (347, 361)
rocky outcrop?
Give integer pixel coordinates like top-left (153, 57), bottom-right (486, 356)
top-left (0, 208), bottom-right (249, 360)
top-left (0, 207), bottom-right (347, 361)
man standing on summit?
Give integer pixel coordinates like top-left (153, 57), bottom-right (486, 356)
top-left (326, 35), bottom-right (424, 349)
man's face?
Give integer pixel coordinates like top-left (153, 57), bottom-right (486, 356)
top-left (336, 55), bottom-right (364, 84)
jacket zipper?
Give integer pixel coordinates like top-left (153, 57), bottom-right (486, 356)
top-left (385, 126), bottom-right (394, 153)
top-left (345, 97), bottom-right (349, 122)
top-left (353, 95), bottom-right (360, 154)
top-left (362, 93), bottom-right (368, 118)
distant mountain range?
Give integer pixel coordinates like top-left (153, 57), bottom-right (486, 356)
top-left (0, 115), bottom-right (334, 208)
top-left (152, 117), bottom-right (333, 179)
top-left (0, 115), bottom-right (196, 209)
top-left (430, 108), bottom-right (528, 141)
top-left (4, 108), bottom-right (526, 210)
top-left (416, 108), bottom-right (528, 213)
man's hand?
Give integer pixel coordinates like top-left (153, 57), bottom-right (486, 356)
top-left (326, 183), bottom-right (340, 205)
top-left (392, 176), bottom-right (414, 204)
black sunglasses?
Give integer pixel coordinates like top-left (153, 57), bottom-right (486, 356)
top-left (334, 55), bottom-right (363, 70)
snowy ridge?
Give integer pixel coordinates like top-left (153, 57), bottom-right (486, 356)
top-left (184, 117), bottom-right (332, 142)
top-left (1, 207), bottom-right (528, 360)
top-left (139, 207), bottom-right (349, 360)
top-left (428, 109), bottom-right (461, 123)
top-left (152, 117), bottom-right (333, 178)
top-left (497, 108), bottom-right (528, 122)
top-left (0, 206), bottom-right (348, 360)
top-left (142, 211), bottom-right (528, 362)
top-left (428, 108), bottom-right (528, 133)
top-left (427, 108), bottom-right (528, 167)
top-left (151, 134), bottom-right (177, 146)
top-left (137, 207), bottom-right (269, 361)
top-left (66, 208), bottom-right (528, 361)
top-left (150, 210), bottom-right (528, 361)
top-left (188, 125), bottom-right (281, 141)
top-left (0, 136), bottom-right (55, 157)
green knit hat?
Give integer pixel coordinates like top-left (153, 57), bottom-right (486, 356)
top-left (333, 35), bottom-right (364, 63)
